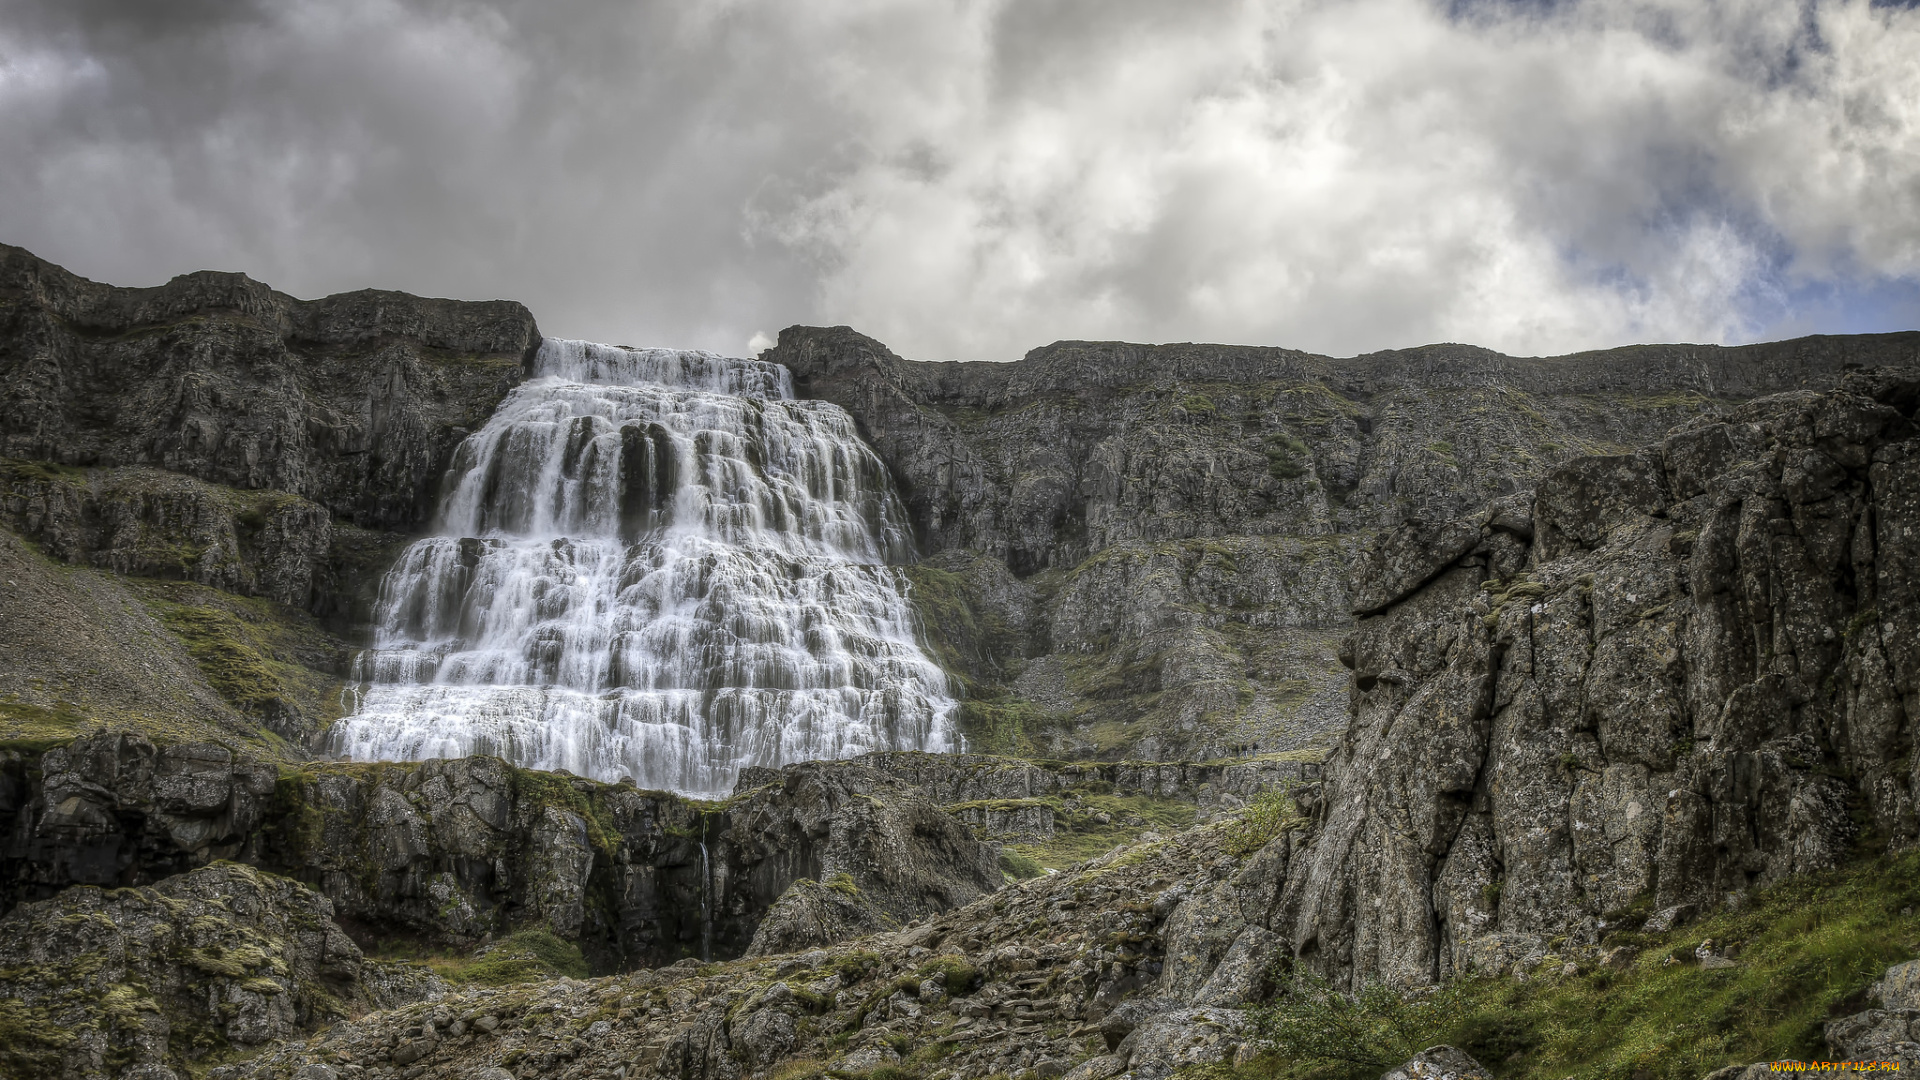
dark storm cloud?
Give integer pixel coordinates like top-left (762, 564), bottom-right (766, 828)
top-left (1, 0), bottom-right (1915, 360)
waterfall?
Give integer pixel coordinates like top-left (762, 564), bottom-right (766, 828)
top-left (327, 338), bottom-right (958, 796)
top-left (699, 833), bottom-right (713, 963)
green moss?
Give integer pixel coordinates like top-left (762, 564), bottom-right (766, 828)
top-left (956, 698), bottom-right (1054, 758)
top-left (825, 872), bottom-right (861, 898)
top-left (1008, 791), bottom-right (1199, 870)
top-left (133, 581), bottom-right (346, 731)
top-left (1180, 394), bottom-right (1218, 416)
top-left (0, 697), bottom-right (94, 745)
top-left (899, 562), bottom-right (1020, 688)
top-left (914, 956), bottom-right (983, 997)
top-left (0, 996), bottom-right (76, 1078)
top-left (834, 951), bottom-right (884, 983)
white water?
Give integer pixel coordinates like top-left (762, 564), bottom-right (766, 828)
top-left (328, 339), bottom-right (958, 796)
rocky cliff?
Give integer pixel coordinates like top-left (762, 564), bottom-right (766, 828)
top-left (770, 325), bottom-right (1920, 762)
top-left (1275, 367), bottom-right (1920, 989)
top-left (0, 733), bottom-right (1002, 973)
top-left (0, 246), bottom-right (539, 749)
top-left (0, 243), bottom-right (540, 534)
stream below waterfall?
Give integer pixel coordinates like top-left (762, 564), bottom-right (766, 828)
top-left (327, 338), bottom-right (957, 796)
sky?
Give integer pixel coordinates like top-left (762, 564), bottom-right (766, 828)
top-left (1, 0), bottom-right (1916, 361)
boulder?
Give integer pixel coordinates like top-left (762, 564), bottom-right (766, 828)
top-left (1381, 1046), bottom-right (1493, 1080)
top-left (0, 862), bottom-right (441, 1080)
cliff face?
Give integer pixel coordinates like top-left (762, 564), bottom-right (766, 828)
top-left (0, 244), bottom-right (538, 640)
top-left (0, 244), bottom-right (540, 532)
top-left (0, 246), bottom-right (539, 750)
top-left (769, 324), bottom-right (1919, 761)
top-left (1275, 368), bottom-right (1920, 989)
top-left (0, 734), bottom-right (1002, 973)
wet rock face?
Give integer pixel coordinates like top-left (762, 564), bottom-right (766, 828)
top-left (0, 243), bottom-right (539, 607)
top-left (1281, 369), bottom-right (1920, 990)
top-left (0, 862), bottom-right (442, 1080)
top-left (1, 740), bottom-right (1001, 972)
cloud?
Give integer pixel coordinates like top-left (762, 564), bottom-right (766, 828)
top-left (1, 0), bottom-right (1914, 360)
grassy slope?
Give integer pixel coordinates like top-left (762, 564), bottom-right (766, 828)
top-left (364, 928), bottom-right (590, 987)
top-left (1214, 846), bottom-right (1920, 1080)
top-left (0, 523), bottom-right (348, 758)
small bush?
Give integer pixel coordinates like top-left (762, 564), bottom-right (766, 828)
top-left (1222, 789), bottom-right (1303, 857)
top-left (999, 849), bottom-right (1045, 880)
top-left (1264, 433), bottom-right (1311, 480)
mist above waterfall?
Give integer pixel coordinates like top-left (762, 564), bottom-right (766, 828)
top-left (327, 338), bottom-right (957, 796)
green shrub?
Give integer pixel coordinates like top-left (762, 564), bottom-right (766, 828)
top-left (1221, 789), bottom-right (1303, 857)
top-left (834, 951), bottom-right (883, 983)
top-left (999, 849), bottom-right (1045, 880)
top-left (915, 956), bottom-right (983, 996)
top-left (1217, 845), bottom-right (1920, 1080)
top-left (1252, 974), bottom-right (1459, 1070)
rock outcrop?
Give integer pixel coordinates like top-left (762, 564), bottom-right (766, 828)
top-left (2, 735), bottom-right (1001, 971)
top-left (210, 818), bottom-right (1281, 1080)
top-left (0, 862), bottom-right (442, 1080)
top-left (1381, 1046), bottom-right (1494, 1080)
top-left (0, 244), bottom-right (540, 535)
top-left (769, 324), bottom-right (1919, 761)
top-left (742, 877), bottom-right (893, 957)
top-left (861, 751), bottom-right (1322, 811)
top-left (1278, 368), bottom-right (1920, 989)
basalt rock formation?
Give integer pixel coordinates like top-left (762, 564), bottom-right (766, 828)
top-left (1278, 367), bottom-right (1920, 989)
top-left (0, 733), bottom-right (1001, 972)
top-left (769, 325), bottom-right (1920, 762)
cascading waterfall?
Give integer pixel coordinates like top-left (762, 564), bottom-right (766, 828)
top-left (328, 338), bottom-right (958, 796)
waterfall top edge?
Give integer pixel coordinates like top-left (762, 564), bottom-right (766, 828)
top-left (536, 337), bottom-right (793, 399)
